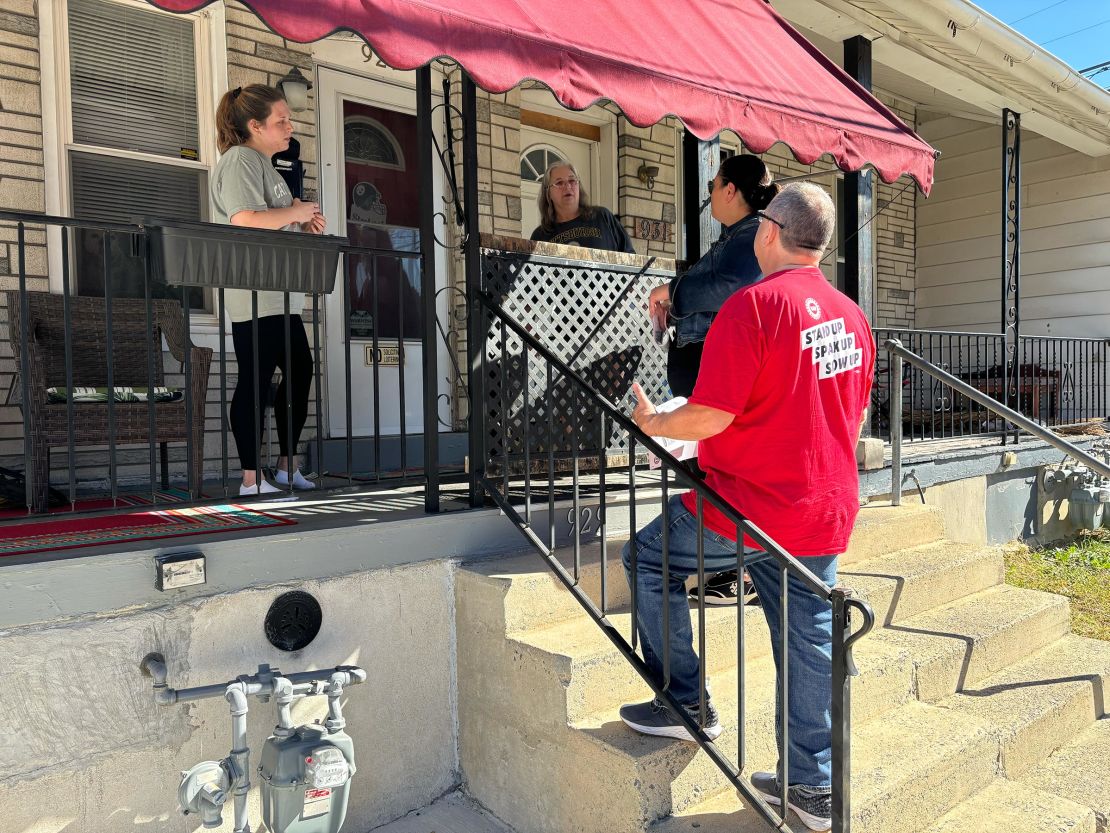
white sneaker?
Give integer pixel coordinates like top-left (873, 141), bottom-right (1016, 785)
top-left (274, 468), bottom-right (316, 490)
top-left (239, 479), bottom-right (281, 496)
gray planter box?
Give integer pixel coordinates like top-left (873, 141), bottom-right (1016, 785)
top-left (145, 218), bottom-right (347, 294)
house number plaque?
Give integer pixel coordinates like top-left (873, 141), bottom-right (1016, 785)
top-left (634, 218), bottom-right (672, 242)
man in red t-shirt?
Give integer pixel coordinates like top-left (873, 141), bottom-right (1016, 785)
top-left (619, 183), bottom-right (873, 833)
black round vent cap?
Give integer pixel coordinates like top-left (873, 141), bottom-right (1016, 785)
top-left (264, 590), bottom-right (323, 652)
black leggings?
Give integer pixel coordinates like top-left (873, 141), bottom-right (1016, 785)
top-left (667, 339), bottom-right (705, 399)
top-left (230, 314), bottom-right (313, 472)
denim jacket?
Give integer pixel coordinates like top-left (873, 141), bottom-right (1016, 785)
top-left (669, 215), bottom-right (762, 347)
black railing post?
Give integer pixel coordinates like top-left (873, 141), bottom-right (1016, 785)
top-left (831, 587), bottom-right (853, 833)
top-left (219, 288), bottom-right (229, 498)
top-left (103, 235), bottom-right (118, 505)
top-left (462, 72), bottom-right (484, 508)
top-left (61, 226), bottom-right (77, 508)
top-left (142, 233), bottom-right (158, 501)
top-left (1001, 108), bottom-right (1021, 445)
top-left (417, 65), bottom-right (440, 512)
top-left (16, 222), bottom-right (31, 512)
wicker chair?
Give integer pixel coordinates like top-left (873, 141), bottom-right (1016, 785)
top-left (6, 292), bottom-right (213, 511)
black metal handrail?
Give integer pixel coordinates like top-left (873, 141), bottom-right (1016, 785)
top-left (478, 290), bottom-right (875, 832)
top-left (885, 338), bottom-right (1110, 506)
top-left (872, 326), bottom-right (1108, 443)
top-left (0, 210), bottom-right (459, 520)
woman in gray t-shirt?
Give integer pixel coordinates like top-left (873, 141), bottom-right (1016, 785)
top-left (212, 84), bottom-right (327, 496)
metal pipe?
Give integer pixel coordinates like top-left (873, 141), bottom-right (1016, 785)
top-left (272, 676), bottom-right (295, 738)
top-left (225, 682), bottom-right (252, 833)
top-left (885, 338), bottom-right (1110, 479)
top-left (324, 671), bottom-right (346, 733)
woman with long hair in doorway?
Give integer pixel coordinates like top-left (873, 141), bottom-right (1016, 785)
top-left (212, 84), bottom-right (327, 495)
top-left (649, 153), bottom-right (779, 603)
top-left (530, 161), bottom-right (636, 253)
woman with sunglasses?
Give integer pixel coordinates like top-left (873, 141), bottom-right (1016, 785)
top-left (648, 153), bottom-right (778, 603)
top-left (530, 162), bottom-right (636, 254)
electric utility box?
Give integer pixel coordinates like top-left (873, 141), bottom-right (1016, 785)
top-left (259, 724), bottom-right (356, 833)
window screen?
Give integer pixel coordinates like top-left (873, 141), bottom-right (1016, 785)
top-left (70, 151), bottom-right (207, 307)
top-left (69, 0), bottom-right (200, 159)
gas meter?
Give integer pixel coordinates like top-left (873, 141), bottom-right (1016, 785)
top-left (259, 724), bottom-right (355, 833)
top-left (140, 657), bottom-right (366, 833)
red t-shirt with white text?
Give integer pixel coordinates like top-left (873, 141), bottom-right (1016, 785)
top-left (680, 266), bottom-right (874, 556)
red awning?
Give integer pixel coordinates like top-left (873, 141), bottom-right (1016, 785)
top-left (149, 0), bottom-right (936, 193)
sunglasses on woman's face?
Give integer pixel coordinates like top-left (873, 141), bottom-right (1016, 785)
top-left (706, 176), bottom-right (730, 195)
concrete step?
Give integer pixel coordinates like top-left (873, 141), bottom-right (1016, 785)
top-left (924, 780), bottom-right (1098, 833)
top-left (577, 640), bottom-right (920, 823)
top-left (843, 501), bottom-right (946, 565)
top-left (1020, 717), bottom-right (1110, 833)
top-left (868, 583), bottom-right (1072, 702)
top-left (645, 700), bottom-right (997, 833)
top-left (838, 540), bottom-right (1004, 626)
top-left (459, 501), bottom-right (946, 637)
top-left (518, 604), bottom-right (766, 722)
top-left (565, 584), bottom-right (1073, 831)
top-left (512, 572), bottom-right (1065, 730)
top-left (459, 539), bottom-right (629, 633)
top-left (940, 634), bottom-right (1110, 778)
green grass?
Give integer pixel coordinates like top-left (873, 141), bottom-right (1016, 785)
top-left (1005, 531), bottom-right (1110, 641)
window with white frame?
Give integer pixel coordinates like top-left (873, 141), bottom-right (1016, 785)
top-left (64, 0), bottom-right (210, 308)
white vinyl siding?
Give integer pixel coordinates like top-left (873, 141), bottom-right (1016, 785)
top-left (917, 116), bottom-right (1110, 338)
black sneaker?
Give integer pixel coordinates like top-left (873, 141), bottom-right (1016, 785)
top-left (688, 570), bottom-right (758, 606)
top-left (750, 771), bottom-right (831, 832)
top-left (619, 697), bottom-right (722, 742)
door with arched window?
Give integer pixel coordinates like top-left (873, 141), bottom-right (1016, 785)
top-left (318, 66), bottom-right (450, 440)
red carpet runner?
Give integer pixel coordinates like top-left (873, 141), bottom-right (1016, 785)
top-left (0, 503), bottom-right (295, 557)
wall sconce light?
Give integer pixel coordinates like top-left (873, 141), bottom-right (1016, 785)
top-left (277, 66), bottom-right (313, 113)
top-left (638, 164), bottom-right (660, 191)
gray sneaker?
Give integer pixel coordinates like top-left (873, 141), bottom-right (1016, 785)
top-left (619, 697), bottom-right (722, 742)
top-left (750, 771), bottom-right (831, 832)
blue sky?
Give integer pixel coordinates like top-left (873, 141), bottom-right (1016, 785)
top-left (972, 0), bottom-right (1108, 79)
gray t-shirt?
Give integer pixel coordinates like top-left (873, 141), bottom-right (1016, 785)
top-left (211, 144), bottom-right (304, 322)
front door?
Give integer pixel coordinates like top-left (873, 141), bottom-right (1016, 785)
top-left (318, 67), bottom-right (449, 438)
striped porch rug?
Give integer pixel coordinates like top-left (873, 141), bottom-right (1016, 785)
top-left (0, 503), bottom-right (295, 557)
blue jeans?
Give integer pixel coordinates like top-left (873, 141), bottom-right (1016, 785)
top-left (621, 494), bottom-right (838, 789)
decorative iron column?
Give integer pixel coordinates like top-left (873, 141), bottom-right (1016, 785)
top-left (461, 72), bottom-right (485, 507)
top-left (842, 36), bottom-right (875, 324)
top-left (1001, 109), bottom-right (1021, 442)
top-left (416, 66), bottom-right (440, 511)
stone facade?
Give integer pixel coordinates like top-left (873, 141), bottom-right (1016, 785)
top-left (482, 90), bottom-right (523, 237)
top-left (224, 1), bottom-right (318, 199)
top-left (0, 0), bottom-right (46, 291)
top-left (617, 116), bottom-right (678, 258)
top-left (874, 91), bottom-right (918, 330)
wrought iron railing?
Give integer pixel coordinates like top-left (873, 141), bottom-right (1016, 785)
top-left (872, 327), bottom-right (1109, 443)
top-left (477, 289), bottom-right (875, 833)
top-left (884, 338), bottom-right (1110, 506)
top-left (479, 242), bottom-right (673, 465)
top-left (0, 210), bottom-right (463, 518)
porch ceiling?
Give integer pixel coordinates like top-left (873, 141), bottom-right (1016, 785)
top-left (774, 0), bottom-right (1110, 156)
top-left (144, 0), bottom-right (937, 191)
